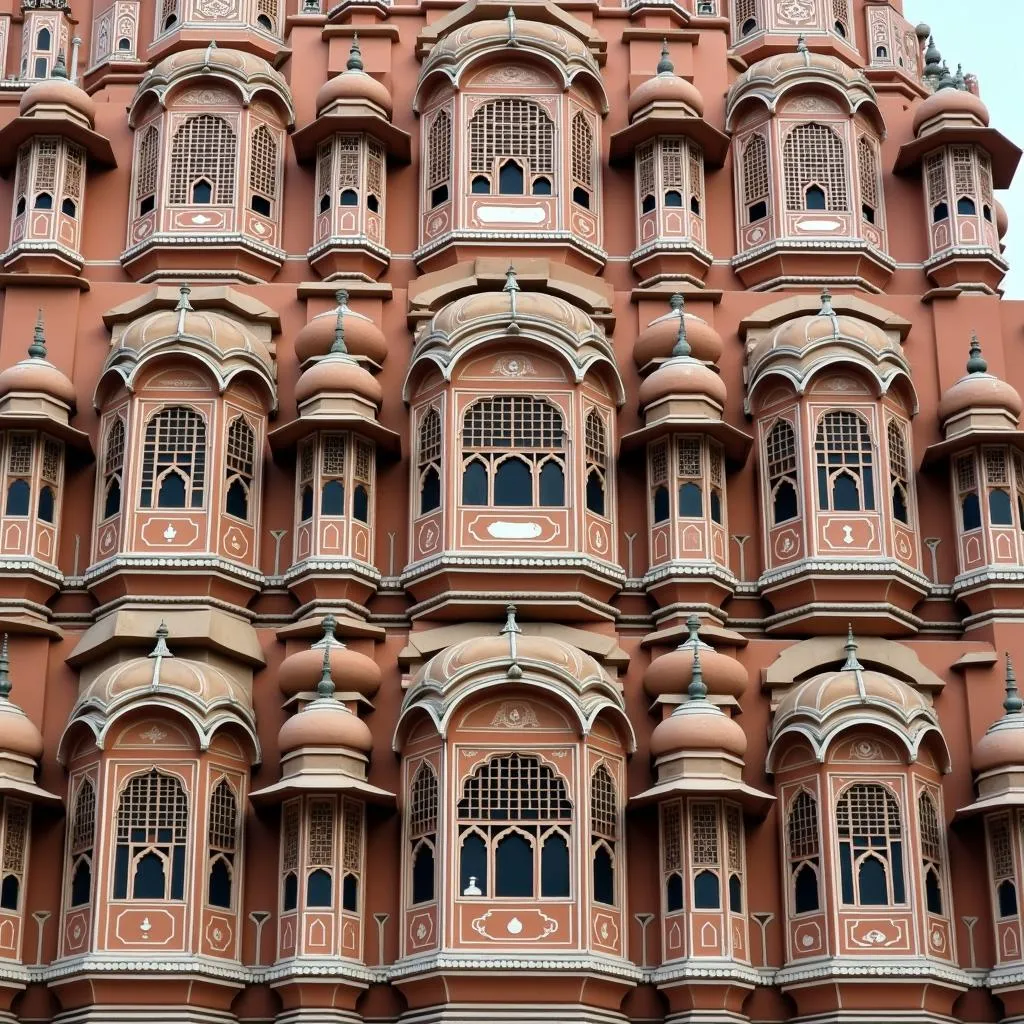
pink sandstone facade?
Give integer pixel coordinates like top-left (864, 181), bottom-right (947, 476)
top-left (0, 0), bottom-right (1017, 1022)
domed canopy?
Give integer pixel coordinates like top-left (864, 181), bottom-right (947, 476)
top-left (744, 290), bottom-right (915, 412)
top-left (19, 53), bottom-right (96, 126)
top-left (637, 311), bottom-right (727, 415)
top-left (294, 291), bottom-right (388, 367)
top-left (0, 637), bottom-right (57, 802)
top-left (937, 333), bottom-right (1022, 432)
top-left (972, 657), bottom-right (1024, 775)
top-left (130, 41), bottom-right (295, 126)
top-left (61, 623), bottom-right (259, 762)
top-left (100, 284), bottom-right (277, 410)
top-left (278, 616), bottom-right (382, 699)
top-left (294, 306), bottom-right (383, 412)
top-left (316, 37), bottom-right (392, 118)
top-left (912, 79), bottom-right (990, 137)
top-left (767, 628), bottom-right (949, 772)
top-left (395, 605), bottom-right (634, 750)
top-left (725, 41), bottom-right (881, 131)
top-left (643, 616), bottom-right (748, 700)
top-left (0, 313), bottom-right (76, 408)
top-left (627, 43), bottom-right (704, 120)
top-left (634, 293), bottom-right (724, 368)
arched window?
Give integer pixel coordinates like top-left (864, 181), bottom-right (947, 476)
top-left (678, 438), bottom-right (703, 518)
top-left (306, 799), bottom-right (335, 907)
top-left (114, 769), bottom-right (189, 901)
top-left (207, 779), bottom-right (238, 909)
top-left (918, 791), bottom-right (944, 915)
top-left (225, 417), bottom-right (254, 521)
top-left (986, 449), bottom-right (1015, 525)
top-left (590, 765), bottom-right (617, 906)
top-left (815, 410), bottom-right (875, 512)
top-left (36, 27), bottom-right (51, 50)
top-left (585, 409), bottom-right (608, 516)
top-left (69, 779), bottom-right (96, 908)
top-left (650, 440), bottom-right (670, 524)
top-left (341, 798), bottom-right (363, 912)
top-left (741, 133), bottom-right (769, 222)
top-left (0, 801), bottom-right (27, 912)
top-left (783, 123), bottom-right (849, 212)
top-left (691, 803), bottom-right (721, 910)
top-left (661, 801), bottom-right (683, 912)
top-left (857, 136), bottom-right (881, 225)
top-left (787, 790), bottom-right (820, 913)
top-left (457, 753), bottom-right (572, 899)
top-left (38, 438), bottom-right (60, 525)
top-left (766, 419), bottom-right (799, 524)
top-left (297, 441), bottom-right (314, 523)
top-left (887, 420), bottom-right (911, 525)
top-left (571, 111), bottom-right (594, 209)
top-left (140, 407), bottom-right (206, 509)
top-left (102, 420), bottom-right (125, 522)
top-left (836, 783), bottom-right (905, 906)
top-left (925, 152), bottom-right (949, 223)
top-left (988, 815), bottom-right (1018, 918)
top-left (352, 441), bottom-right (372, 524)
top-left (832, 0), bottom-right (851, 37)
top-left (725, 804), bottom-right (744, 913)
top-left (320, 436), bottom-right (345, 517)
top-left (637, 141), bottom-right (655, 215)
top-left (956, 454), bottom-right (981, 531)
top-left (248, 124), bottom-right (278, 217)
top-left (709, 444), bottom-right (725, 525)
top-left (952, 146), bottom-right (979, 219)
top-left (417, 408), bottom-right (442, 515)
top-left (461, 396), bottom-right (565, 508)
top-left (427, 108), bottom-right (452, 208)
top-left (467, 99), bottom-right (555, 197)
top-left (255, 0), bottom-right (278, 33)
top-left (280, 800), bottom-right (300, 912)
top-left (135, 125), bottom-right (159, 216)
top-left (735, 0), bottom-right (756, 35)
top-left (409, 763), bottom-right (438, 905)
top-left (168, 114), bottom-right (237, 206)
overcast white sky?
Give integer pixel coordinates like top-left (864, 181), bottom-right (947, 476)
top-left (903, 0), bottom-right (1023, 296)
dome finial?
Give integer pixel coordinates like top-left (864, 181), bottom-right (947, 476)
top-left (938, 61), bottom-right (955, 90)
top-left (842, 624), bottom-right (863, 671)
top-left (332, 304), bottom-right (348, 355)
top-left (501, 603), bottom-right (522, 679)
top-left (669, 292), bottom-right (684, 313)
top-left (966, 331), bottom-right (988, 375)
top-left (796, 34), bottom-right (808, 54)
top-left (347, 33), bottom-right (363, 72)
top-left (321, 613), bottom-right (338, 643)
top-left (316, 640), bottom-right (336, 699)
top-left (1005, 653), bottom-right (1023, 715)
top-left (52, 51), bottom-right (68, 79)
top-left (688, 637), bottom-right (707, 701)
top-left (150, 621), bottom-right (172, 659)
top-left (657, 39), bottom-right (673, 75)
top-left (0, 635), bottom-right (11, 701)
top-left (954, 62), bottom-right (966, 90)
top-left (924, 35), bottom-right (942, 76)
top-left (504, 264), bottom-right (519, 294)
top-left (818, 288), bottom-right (834, 316)
top-left (671, 296), bottom-right (691, 358)
top-left (686, 613), bottom-right (701, 644)
top-left (28, 310), bottom-right (47, 360)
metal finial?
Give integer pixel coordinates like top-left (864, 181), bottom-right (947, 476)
top-left (938, 61), bottom-right (955, 90)
top-left (175, 283), bottom-right (193, 312)
top-left (966, 331), bottom-right (988, 375)
top-left (954, 63), bottom-right (966, 90)
top-left (796, 34), bottom-right (808, 54)
top-left (842, 624), bottom-right (863, 672)
top-left (149, 620), bottom-right (172, 659)
top-left (332, 304), bottom-right (348, 355)
top-left (28, 310), bottom-right (46, 359)
top-left (52, 51), bottom-right (68, 79)
top-left (668, 293), bottom-right (684, 313)
top-left (506, 6), bottom-right (516, 33)
top-left (686, 613), bottom-right (701, 644)
top-left (657, 39), bottom-right (673, 75)
top-left (1005, 654), bottom-right (1022, 715)
top-left (347, 33), bottom-right (363, 72)
top-left (818, 288), bottom-right (834, 316)
top-left (321, 614), bottom-right (338, 643)
top-left (688, 637), bottom-right (707, 701)
top-left (924, 35), bottom-right (941, 72)
top-left (671, 297), bottom-right (690, 358)
top-left (316, 641), bottom-right (336, 699)
top-left (501, 603), bottom-right (522, 679)
top-left (503, 264), bottom-right (519, 293)
top-left (501, 603), bottom-right (522, 636)
top-left (0, 635), bottom-right (11, 701)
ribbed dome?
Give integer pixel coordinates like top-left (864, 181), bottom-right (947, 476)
top-left (628, 45), bottom-right (704, 119)
top-left (973, 658), bottom-right (1024, 773)
top-left (278, 698), bottom-right (373, 754)
top-left (650, 701), bottom-right (747, 759)
top-left (19, 57), bottom-right (96, 124)
top-left (643, 618), bottom-right (748, 699)
top-left (294, 353), bottom-right (382, 407)
top-left (634, 296), bottom-right (723, 367)
top-left (638, 355), bottom-right (726, 410)
top-left (0, 318), bottom-right (76, 407)
top-left (913, 84), bottom-right (990, 135)
top-left (937, 335), bottom-right (1022, 425)
top-left (316, 39), bottom-right (392, 117)
top-left (278, 617), bottom-right (382, 699)
top-left (294, 292), bottom-right (388, 366)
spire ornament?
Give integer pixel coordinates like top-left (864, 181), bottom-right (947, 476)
top-left (504, 264), bottom-right (519, 321)
top-left (796, 34), bottom-right (808, 54)
top-left (671, 296), bottom-right (691, 359)
top-left (501, 603), bottom-right (523, 679)
top-left (347, 34), bottom-right (363, 72)
top-left (148, 621), bottom-right (173, 688)
top-left (842, 624), bottom-right (863, 671)
top-left (52, 51), bottom-right (68, 79)
top-left (175, 283), bottom-right (193, 336)
top-left (688, 638), bottom-right (707, 701)
top-left (657, 39), bottom-right (673, 75)
top-left (0, 636), bottom-right (11, 701)
top-left (28, 311), bottom-right (46, 360)
top-left (316, 641), bottom-right (336, 699)
top-left (1005, 654), bottom-right (1022, 715)
top-left (966, 331), bottom-right (988, 374)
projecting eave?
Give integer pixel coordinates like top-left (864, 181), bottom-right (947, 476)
top-left (608, 112), bottom-right (730, 167)
top-left (895, 126), bottom-right (1021, 188)
top-left (955, 790), bottom-right (1024, 819)
top-left (250, 771), bottom-right (396, 806)
top-left (922, 429), bottom-right (1024, 467)
top-left (0, 117), bottom-right (116, 170)
top-left (619, 418), bottom-right (753, 466)
top-left (291, 109), bottom-right (411, 163)
top-left (268, 414), bottom-right (401, 457)
top-left (630, 776), bottom-right (774, 817)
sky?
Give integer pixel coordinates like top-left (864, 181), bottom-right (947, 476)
top-left (903, 0), bottom-right (1024, 297)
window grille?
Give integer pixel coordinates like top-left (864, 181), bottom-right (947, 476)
top-left (688, 141), bottom-right (704, 210)
top-left (836, 782), bottom-right (905, 906)
top-left (459, 753), bottom-right (572, 820)
top-left (887, 420), bottom-right (908, 481)
top-left (208, 780), bottom-right (238, 852)
top-left (980, 153), bottom-right (995, 207)
top-left (419, 409), bottom-right (442, 464)
top-left (256, 0), bottom-right (277, 30)
top-left (989, 815), bottom-right (1014, 878)
top-left (857, 136), bottom-right (880, 215)
top-left (136, 126), bottom-right (159, 212)
top-left (918, 791), bottom-right (941, 863)
top-left (650, 440), bottom-right (668, 484)
top-left (168, 114), bottom-right (237, 205)
top-left (35, 138), bottom-right (57, 193)
top-left (637, 142), bottom-right (655, 203)
top-left (300, 440), bottom-right (315, 483)
top-left (662, 138), bottom-right (683, 189)
top-left (956, 454), bottom-right (977, 493)
top-left (367, 139), bottom-right (384, 199)
top-left (590, 765), bottom-right (617, 840)
top-left (585, 411), bottom-right (607, 466)
top-left (766, 420), bottom-right (796, 485)
top-left (571, 111), bottom-right (593, 189)
top-left (815, 410), bottom-right (874, 512)
top-left (468, 99), bottom-right (554, 176)
top-left (7, 436), bottom-right (31, 476)
top-left (226, 417), bottom-right (254, 478)
top-left (64, 145), bottom-right (84, 202)
top-left (71, 779), bottom-right (96, 855)
top-left (41, 439), bottom-right (61, 484)
top-left (925, 152), bottom-right (947, 208)
top-left (741, 134), bottom-right (769, 207)
top-left (316, 140), bottom-right (333, 203)
top-left (985, 448), bottom-right (1009, 485)
top-left (427, 109), bottom-right (452, 192)
top-left (342, 798), bottom-right (362, 873)
top-left (409, 763), bottom-right (438, 839)
top-left (832, 0), bottom-right (850, 28)
top-left (952, 145), bottom-right (975, 198)
top-left (463, 395), bottom-right (564, 447)
top-left (140, 406), bottom-right (206, 509)
top-left (734, 0), bottom-right (756, 29)
top-left (248, 125), bottom-right (278, 209)
top-left (282, 801), bottom-right (300, 873)
top-left (114, 769), bottom-right (189, 900)
top-left (710, 445), bottom-right (723, 488)
top-left (788, 791), bottom-right (819, 859)
top-left (160, 0), bottom-right (178, 28)
top-left (323, 435), bottom-right (345, 477)
top-left (691, 803), bottom-right (720, 866)
top-left (783, 123), bottom-right (849, 211)
top-left (337, 135), bottom-right (360, 190)
top-left (307, 799), bottom-right (335, 867)
top-left (678, 438), bottom-right (701, 478)
top-left (725, 805), bottom-right (742, 872)
top-left (2, 802), bottom-right (26, 877)
top-left (661, 802), bottom-right (682, 870)
top-left (14, 146), bottom-right (30, 211)
top-left (355, 440), bottom-right (372, 482)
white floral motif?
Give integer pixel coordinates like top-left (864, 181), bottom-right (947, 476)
top-left (490, 702), bottom-right (540, 729)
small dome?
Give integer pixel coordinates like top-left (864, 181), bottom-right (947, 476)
top-left (19, 56), bottom-right (96, 124)
top-left (278, 698), bottom-right (373, 754)
top-left (294, 353), bottom-right (383, 408)
top-left (316, 38), bottom-right (392, 117)
top-left (996, 199), bottom-right (1009, 239)
top-left (638, 355), bottom-right (726, 411)
top-left (973, 657), bottom-right (1024, 773)
top-left (278, 617), bottom-right (382, 699)
top-left (643, 618), bottom-right (748, 699)
top-left (294, 292), bottom-right (388, 366)
top-left (0, 317), bottom-right (76, 407)
top-left (913, 85), bottom-right (990, 135)
top-left (650, 701), bottom-right (747, 759)
top-left (937, 335), bottom-right (1023, 426)
top-left (628, 45), bottom-right (704, 120)
top-left (764, 299), bottom-right (894, 355)
top-left (634, 296), bottom-right (724, 367)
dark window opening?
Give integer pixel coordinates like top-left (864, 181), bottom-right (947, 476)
top-left (104, 478), bottom-right (121, 519)
top-left (34, 192), bottom-right (52, 211)
top-left (300, 485), bottom-right (314, 521)
top-left (499, 160), bottom-right (524, 195)
top-left (494, 458), bottom-right (532, 506)
top-left (321, 479), bottom-right (345, 516)
top-left (933, 201), bottom-right (949, 222)
top-left (876, 45), bottom-right (888, 58)
top-left (805, 185), bottom-right (826, 210)
top-left (33, 57), bottom-right (47, 79)
top-left (593, 845), bottom-right (614, 905)
top-left (342, 873), bottom-right (358, 912)
top-left (666, 872), bottom-right (684, 912)
top-left (710, 489), bottom-right (722, 524)
top-left (118, 37), bottom-right (132, 49)
top-left (892, 484), bottom-right (909, 524)
top-left (831, 471), bottom-right (861, 511)
top-left (353, 484), bottom-right (369, 523)
top-left (693, 869), bottom-right (720, 909)
top-left (61, 197), bottom-right (77, 218)
top-left (471, 175), bottom-right (490, 194)
top-left (163, 13), bottom-right (178, 28)
top-left (679, 481), bottom-right (703, 517)
top-left (282, 871), bottom-right (298, 911)
top-left (862, 203), bottom-right (875, 224)
top-left (748, 200), bottom-right (768, 222)
top-left (999, 879), bottom-right (1018, 918)
top-left (250, 195), bottom-right (271, 216)
top-left (257, 12), bottom-right (273, 28)
top-left (586, 470), bottom-right (605, 515)
top-left (641, 194), bottom-right (656, 214)
top-left (15, 198), bottom-right (25, 217)
top-left (157, 471), bottom-right (187, 509)
top-left (462, 461), bottom-right (487, 505)
top-left (665, 190), bottom-right (683, 208)
top-left (340, 189), bottom-right (358, 206)
top-left (957, 196), bottom-right (977, 216)
top-left (5, 480), bottom-right (29, 517)
top-left (71, 859), bottom-right (92, 907)
top-left (653, 485), bottom-right (670, 523)
top-left (495, 832), bottom-right (533, 897)
top-left (140, 195), bottom-right (155, 216)
top-left (690, 195), bottom-right (701, 214)
top-left (834, 20), bottom-right (847, 36)
top-left (991, 488), bottom-right (1014, 525)
top-left (857, 855), bottom-right (888, 905)
top-left (37, 485), bottom-right (54, 523)
top-left (420, 467), bottom-right (441, 514)
top-left (572, 186), bottom-right (590, 208)
top-left (306, 868), bottom-right (332, 907)
top-left (984, 204), bottom-right (993, 222)
top-left (962, 491), bottom-right (982, 530)
top-left (133, 851), bottom-right (167, 899)
top-left (539, 461), bottom-right (565, 506)
top-left (431, 184), bottom-right (449, 207)
top-left (540, 833), bottom-right (570, 897)
top-left (925, 866), bottom-right (943, 915)
top-left (226, 478), bottom-right (248, 520)
top-left (367, 194), bottom-right (380, 213)
top-left (37, 28), bottom-right (51, 50)
top-left (192, 179), bottom-right (212, 204)
top-left (319, 193), bottom-right (331, 213)
top-left (0, 875), bottom-right (18, 912)
top-left (728, 873), bottom-right (742, 913)
top-left (793, 863), bottom-right (819, 913)
top-left (460, 833), bottom-right (487, 896)
top-left (533, 177), bottom-right (552, 196)
top-left (208, 858), bottom-right (232, 908)
top-left (741, 17), bottom-right (757, 35)
top-left (412, 844), bottom-right (435, 904)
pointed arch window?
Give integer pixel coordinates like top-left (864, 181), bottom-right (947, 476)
top-left (0, 801), bottom-right (27, 912)
top-left (678, 438), bottom-right (703, 518)
top-left (248, 124), bottom-right (278, 217)
top-left (101, 417), bottom-right (125, 520)
top-left (917, 790), bottom-right (944, 915)
top-left (691, 802), bottom-right (721, 909)
top-left (787, 790), bottom-right (820, 914)
top-left (650, 439), bottom-right (670, 524)
top-left (140, 406), bottom-right (206, 509)
top-left (225, 416), bottom-right (254, 522)
top-left (988, 814), bottom-right (1018, 919)
top-left (925, 152), bottom-right (949, 223)
top-left (766, 419), bottom-right (799, 524)
top-left (887, 419), bottom-right (911, 525)
top-left (280, 800), bottom-right (300, 912)
top-left (832, 0), bottom-right (851, 37)
top-left (956, 453), bottom-right (981, 531)
top-left (836, 783), bottom-right (905, 906)
top-left (417, 408), bottom-right (442, 515)
top-left (661, 801), bottom-right (684, 912)
top-left (741, 133), bottom-right (769, 222)
top-left (584, 409), bottom-right (608, 516)
top-left (306, 798), bottom-right (335, 908)
top-left (135, 125), bottom-right (159, 217)
top-left (467, 99), bottom-right (555, 197)
top-left (427, 108), bottom-right (452, 208)
top-left (353, 439), bottom-right (372, 524)
top-left (114, 769), bottom-right (189, 901)
top-left (857, 135), bottom-right (881, 225)
top-left (320, 435), bottom-right (346, 517)
top-left (952, 145), bottom-right (980, 217)
top-left (69, 778), bottom-right (96, 908)
top-left (409, 763), bottom-right (438, 905)
top-left (207, 779), bottom-right (239, 909)
top-left (815, 410), bottom-right (874, 512)
top-left (298, 440), bottom-right (314, 523)
top-left (457, 753), bottom-right (573, 899)
top-left (590, 764), bottom-right (617, 906)
top-left (5, 435), bottom-right (32, 517)
top-left (571, 111), bottom-right (593, 209)
top-left (461, 396), bottom-right (565, 508)
top-left (783, 123), bottom-right (849, 213)
top-left (985, 448), bottom-right (1015, 526)
top-left (168, 114), bottom-right (237, 206)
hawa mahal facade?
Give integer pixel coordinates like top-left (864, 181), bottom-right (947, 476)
top-left (0, 0), bottom-right (1018, 1021)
